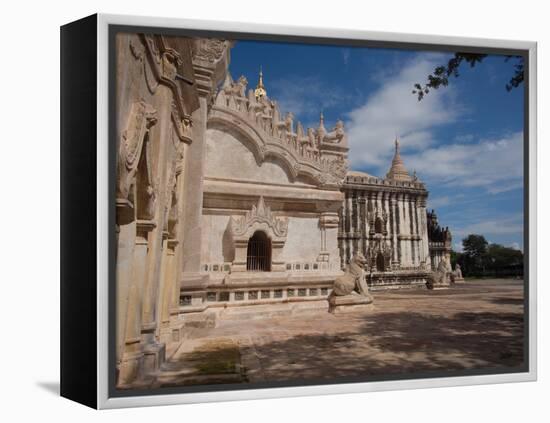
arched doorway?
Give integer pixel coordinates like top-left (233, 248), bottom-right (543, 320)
top-left (376, 252), bottom-right (385, 272)
top-left (247, 231), bottom-right (271, 271)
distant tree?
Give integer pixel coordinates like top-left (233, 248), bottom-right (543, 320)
top-left (486, 243), bottom-right (523, 276)
top-left (462, 234), bottom-right (488, 258)
top-left (461, 234), bottom-right (489, 276)
top-left (455, 235), bottom-right (523, 278)
top-left (450, 249), bottom-right (459, 268)
top-left (412, 53), bottom-right (524, 101)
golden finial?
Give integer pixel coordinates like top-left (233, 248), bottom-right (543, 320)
top-left (254, 66), bottom-right (267, 100)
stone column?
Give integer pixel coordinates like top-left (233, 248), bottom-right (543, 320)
top-left (403, 194), bottom-right (412, 266)
top-left (352, 194), bottom-right (359, 255)
top-left (413, 197), bottom-right (421, 266)
top-left (394, 194), bottom-right (402, 265)
top-left (180, 39), bottom-right (231, 288)
top-left (418, 196), bottom-right (430, 269)
top-left (158, 238), bottom-right (178, 343)
top-left (141, 89), bottom-right (172, 349)
top-left (119, 220), bottom-right (155, 384)
top-left (407, 196), bottom-right (418, 266)
top-left (345, 193), bottom-right (353, 264)
top-left (360, 194), bottom-right (367, 257)
top-left (390, 194), bottom-right (398, 266)
top-left (115, 220), bottom-right (135, 371)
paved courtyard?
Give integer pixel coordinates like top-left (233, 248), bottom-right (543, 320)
top-left (151, 279), bottom-right (525, 388)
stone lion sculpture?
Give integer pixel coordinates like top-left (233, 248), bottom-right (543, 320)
top-left (454, 263), bottom-right (463, 279)
top-left (426, 259), bottom-right (452, 289)
top-left (333, 253), bottom-right (373, 300)
top-left (450, 263), bottom-right (464, 283)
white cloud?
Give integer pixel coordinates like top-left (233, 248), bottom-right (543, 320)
top-left (508, 242), bottom-right (521, 251)
top-left (453, 213), bottom-right (523, 238)
top-left (427, 196), bottom-right (451, 209)
top-left (346, 56), bottom-right (461, 171)
top-left (406, 131), bottom-right (524, 193)
top-left (453, 134), bottom-right (475, 143)
top-left (344, 55), bottom-right (523, 195)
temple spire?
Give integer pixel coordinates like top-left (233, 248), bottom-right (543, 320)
top-left (386, 137), bottom-right (413, 182)
top-left (254, 66), bottom-right (267, 100)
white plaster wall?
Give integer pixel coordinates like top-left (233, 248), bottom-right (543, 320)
top-left (206, 128), bottom-right (308, 185)
top-left (280, 216), bottom-right (322, 263)
top-left (326, 227), bottom-right (341, 269)
top-left (201, 214), bottom-right (233, 264)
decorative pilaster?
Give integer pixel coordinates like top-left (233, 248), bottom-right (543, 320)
top-left (318, 211), bottom-right (340, 263)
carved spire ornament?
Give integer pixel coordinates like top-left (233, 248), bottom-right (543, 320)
top-left (254, 66), bottom-right (267, 100)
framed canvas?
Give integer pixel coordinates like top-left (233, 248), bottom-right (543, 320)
top-left (60, 13), bottom-right (537, 409)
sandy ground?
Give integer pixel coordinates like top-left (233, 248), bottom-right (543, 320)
top-left (149, 279), bottom-right (525, 388)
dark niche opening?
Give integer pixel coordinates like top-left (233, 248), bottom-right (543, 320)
top-left (246, 231), bottom-right (271, 271)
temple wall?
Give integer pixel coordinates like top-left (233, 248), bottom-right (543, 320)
top-left (205, 127), bottom-right (311, 186)
top-left (201, 214), bottom-right (329, 270)
top-left (280, 216), bottom-right (322, 264)
top-left (201, 214), bottom-right (233, 265)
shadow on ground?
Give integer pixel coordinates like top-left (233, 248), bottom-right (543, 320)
top-left (490, 297), bottom-right (525, 306)
top-left (155, 309), bottom-right (525, 388)
top-left (240, 310), bottom-right (525, 383)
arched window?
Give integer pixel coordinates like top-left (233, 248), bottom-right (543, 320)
top-left (374, 217), bottom-right (384, 234)
top-left (376, 252), bottom-right (385, 272)
top-left (246, 231), bottom-right (271, 271)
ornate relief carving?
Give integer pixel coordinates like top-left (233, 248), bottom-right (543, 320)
top-left (231, 196), bottom-right (288, 239)
top-left (129, 39), bottom-right (144, 61)
top-left (323, 156), bottom-right (348, 181)
top-left (366, 238), bottom-right (392, 272)
top-left (171, 102), bottom-right (193, 144)
top-left (117, 101), bottom-right (158, 204)
top-left (192, 39), bottom-right (229, 64)
top-left (208, 72), bottom-right (349, 188)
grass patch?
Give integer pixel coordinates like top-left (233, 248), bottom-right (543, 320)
top-left (184, 340), bottom-right (241, 375)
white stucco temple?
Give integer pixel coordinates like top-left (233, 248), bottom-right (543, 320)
top-left (114, 35), bottom-right (452, 386)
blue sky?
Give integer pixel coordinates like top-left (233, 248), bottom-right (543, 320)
top-left (227, 40), bottom-right (525, 251)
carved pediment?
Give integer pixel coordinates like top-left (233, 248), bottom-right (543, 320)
top-left (230, 196), bottom-right (288, 240)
